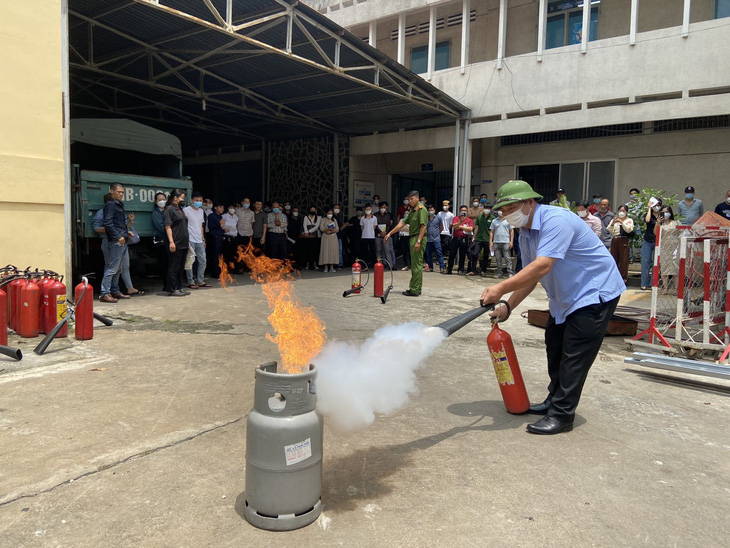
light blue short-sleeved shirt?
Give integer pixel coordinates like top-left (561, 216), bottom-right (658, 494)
top-left (520, 204), bottom-right (625, 324)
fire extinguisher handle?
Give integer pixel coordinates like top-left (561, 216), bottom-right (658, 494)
top-left (489, 299), bottom-right (512, 323)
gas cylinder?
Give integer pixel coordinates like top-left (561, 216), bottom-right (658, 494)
top-left (373, 259), bottom-right (384, 298)
top-left (19, 279), bottom-right (40, 338)
top-left (0, 288), bottom-right (7, 346)
top-left (74, 280), bottom-right (93, 341)
top-left (9, 278), bottom-right (26, 333)
top-left (244, 362), bottom-right (323, 531)
top-left (37, 275), bottom-right (53, 334)
top-left (351, 261), bottom-right (362, 294)
top-left (486, 323), bottom-right (530, 414)
top-left (44, 278), bottom-right (68, 338)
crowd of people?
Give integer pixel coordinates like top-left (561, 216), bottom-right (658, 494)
top-left (95, 180), bottom-right (727, 300)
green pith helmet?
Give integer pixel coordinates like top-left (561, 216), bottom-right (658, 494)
top-left (493, 180), bottom-right (543, 210)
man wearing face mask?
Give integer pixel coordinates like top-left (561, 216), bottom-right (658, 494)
top-left (183, 192), bottom-right (210, 289)
top-left (375, 201), bottom-right (395, 267)
top-left (480, 180), bottom-right (625, 435)
top-left (445, 205), bottom-right (474, 275)
top-left (437, 200), bottom-right (454, 259)
top-left (468, 197), bottom-right (484, 221)
top-left (588, 194), bottom-right (602, 215)
top-left (332, 203), bottom-right (346, 268)
top-left (713, 190), bottom-right (730, 220)
top-left (236, 197), bottom-right (255, 255)
top-left (424, 205), bottom-right (445, 273)
top-left (471, 204), bottom-right (494, 277)
top-left (678, 185), bottom-right (703, 225)
top-left (252, 200), bottom-right (267, 254)
top-left (576, 201), bottom-right (602, 239)
top-left (384, 190), bottom-right (428, 296)
top-left (266, 201), bottom-right (288, 260)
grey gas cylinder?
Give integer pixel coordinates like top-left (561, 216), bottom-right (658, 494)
top-left (244, 362), bottom-right (323, 531)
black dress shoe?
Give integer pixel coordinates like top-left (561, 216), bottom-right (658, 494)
top-left (402, 290), bottom-right (420, 297)
top-left (526, 415), bottom-right (573, 435)
top-left (528, 400), bottom-right (551, 415)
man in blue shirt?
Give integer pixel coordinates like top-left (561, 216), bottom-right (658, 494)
top-left (481, 180), bottom-right (625, 435)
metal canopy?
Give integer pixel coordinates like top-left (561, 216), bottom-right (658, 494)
top-left (68, 0), bottom-right (468, 153)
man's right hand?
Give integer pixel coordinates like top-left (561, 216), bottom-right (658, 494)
top-left (383, 233), bottom-right (390, 243)
top-left (119, 237), bottom-right (126, 245)
top-left (169, 242), bottom-right (176, 252)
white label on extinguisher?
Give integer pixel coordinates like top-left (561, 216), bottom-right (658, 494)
top-left (284, 438), bottom-right (312, 466)
top-left (490, 348), bottom-right (515, 385)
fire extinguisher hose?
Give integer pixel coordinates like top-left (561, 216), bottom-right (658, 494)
top-left (435, 300), bottom-right (511, 337)
top-left (379, 258), bottom-right (395, 304)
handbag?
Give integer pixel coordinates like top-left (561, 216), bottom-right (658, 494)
top-left (128, 226), bottom-right (141, 245)
top-left (467, 240), bottom-right (480, 261)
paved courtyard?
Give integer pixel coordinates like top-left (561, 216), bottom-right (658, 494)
top-left (0, 270), bottom-right (728, 547)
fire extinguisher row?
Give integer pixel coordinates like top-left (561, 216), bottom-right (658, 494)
top-left (0, 266), bottom-right (113, 360)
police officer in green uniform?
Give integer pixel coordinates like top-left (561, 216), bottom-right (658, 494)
top-left (384, 190), bottom-right (428, 296)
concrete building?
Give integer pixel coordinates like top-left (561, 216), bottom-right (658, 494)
top-left (308, 0), bottom-right (730, 209)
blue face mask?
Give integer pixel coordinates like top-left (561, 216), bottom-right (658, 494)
top-left (193, 201), bottom-right (203, 208)
top-left (593, 198), bottom-right (600, 204)
top-left (243, 203), bottom-right (250, 208)
top-left (480, 198), bottom-right (487, 204)
top-left (272, 207), bottom-right (280, 214)
top-left (686, 193), bottom-right (694, 199)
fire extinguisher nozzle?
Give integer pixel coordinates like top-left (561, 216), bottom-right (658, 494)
top-left (0, 345), bottom-right (22, 361)
top-left (342, 286), bottom-right (363, 298)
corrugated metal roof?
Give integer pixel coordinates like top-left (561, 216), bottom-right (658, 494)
top-left (68, 0), bottom-right (467, 153)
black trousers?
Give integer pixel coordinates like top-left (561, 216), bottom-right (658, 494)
top-left (544, 296), bottom-right (620, 422)
top-left (209, 235), bottom-right (223, 277)
top-left (470, 241), bottom-right (491, 273)
top-left (166, 247), bottom-right (187, 292)
top-left (447, 237), bottom-right (468, 272)
top-left (267, 232), bottom-right (288, 261)
top-left (360, 238), bottom-right (376, 266)
top-left (155, 242), bottom-right (169, 292)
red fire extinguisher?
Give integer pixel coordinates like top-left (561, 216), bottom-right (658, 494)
top-left (0, 288), bottom-right (7, 346)
top-left (486, 304), bottom-right (530, 414)
top-left (37, 274), bottom-right (53, 334)
top-left (19, 278), bottom-right (41, 338)
top-left (9, 277), bottom-right (27, 333)
top-left (373, 259), bottom-right (384, 298)
top-left (75, 278), bottom-right (93, 341)
top-left (351, 261), bottom-right (362, 295)
top-left (44, 277), bottom-right (68, 338)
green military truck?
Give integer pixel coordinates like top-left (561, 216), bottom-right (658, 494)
top-left (71, 119), bottom-right (193, 284)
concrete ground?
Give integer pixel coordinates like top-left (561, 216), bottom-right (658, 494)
top-left (0, 267), bottom-right (728, 547)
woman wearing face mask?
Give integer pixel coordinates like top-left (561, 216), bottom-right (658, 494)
top-left (151, 192), bottom-right (169, 292)
top-left (658, 206), bottom-right (679, 294)
top-left (222, 205), bottom-right (239, 266)
top-left (641, 197), bottom-right (663, 290)
top-left (287, 207), bottom-right (303, 267)
top-left (318, 208), bottom-right (340, 272)
top-left (163, 189), bottom-right (189, 296)
top-left (608, 204), bottom-right (634, 283)
top-left (468, 197), bottom-right (484, 221)
top-left (359, 204), bottom-right (378, 266)
top-left (302, 206), bottom-right (321, 270)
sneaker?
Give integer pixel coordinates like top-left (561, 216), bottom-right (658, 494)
top-left (480, 272), bottom-right (487, 278)
top-left (169, 290), bottom-right (186, 297)
top-left (466, 272), bottom-right (476, 276)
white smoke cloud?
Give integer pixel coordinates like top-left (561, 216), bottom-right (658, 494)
top-left (313, 322), bottom-right (447, 432)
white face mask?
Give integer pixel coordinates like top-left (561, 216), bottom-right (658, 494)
top-left (333, 208), bottom-right (340, 214)
top-left (664, 212), bottom-right (671, 219)
top-left (498, 210), bottom-right (503, 217)
top-left (403, 200), bottom-right (408, 205)
top-left (380, 208), bottom-right (386, 214)
top-left (443, 206), bottom-right (449, 211)
top-left (472, 202), bottom-right (479, 208)
top-left (327, 214), bottom-right (333, 219)
top-left (504, 202), bottom-right (532, 227)
top-left (726, 197), bottom-right (730, 204)
top-left (373, 200), bottom-right (379, 205)
top-left (484, 209), bottom-right (491, 215)
top-left (364, 209), bottom-right (372, 215)
top-left (653, 205), bottom-right (661, 212)
top-left (228, 209), bottom-right (235, 215)
top-left (157, 200), bottom-right (166, 208)
top-left (618, 211), bottom-right (627, 218)
top-left (578, 210), bottom-right (587, 218)
top-left (292, 212), bottom-right (299, 218)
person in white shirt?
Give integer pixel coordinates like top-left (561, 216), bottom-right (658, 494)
top-left (222, 205), bottom-right (239, 266)
top-left (302, 206), bottom-right (321, 270)
top-left (359, 204), bottom-right (378, 265)
top-left (182, 192), bottom-right (211, 289)
top-left (437, 200), bottom-right (454, 259)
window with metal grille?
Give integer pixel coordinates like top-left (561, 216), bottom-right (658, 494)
top-left (500, 123), bottom-right (643, 146)
top-left (653, 116), bottom-right (730, 133)
top-left (389, 10), bottom-right (477, 40)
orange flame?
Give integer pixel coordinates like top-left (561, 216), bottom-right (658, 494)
top-left (218, 256), bottom-right (235, 290)
top-left (237, 243), bottom-right (326, 374)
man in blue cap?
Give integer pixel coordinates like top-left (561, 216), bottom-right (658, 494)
top-left (481, 180), bottom-right (625, 435)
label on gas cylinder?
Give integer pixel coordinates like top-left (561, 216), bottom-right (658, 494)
top-left (490, 349), bottom-right (515, 385)
top-left (284, 438), bottom-right (312, 466)
top-left (56, 295), bottom-right (67, 322)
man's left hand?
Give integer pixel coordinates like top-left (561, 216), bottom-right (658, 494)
top-left (414, 242), bottom-right (420, 252)
top-left (480, 284), bottom-right (504, 307)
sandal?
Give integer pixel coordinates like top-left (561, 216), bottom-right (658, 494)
top-left (127, 288), bottom-right (144, 296)
top-left (198, 283), bottom-right (213, 288)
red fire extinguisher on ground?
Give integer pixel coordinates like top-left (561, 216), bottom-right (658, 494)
top-left (351, 261), bottom-right (362, 294)
top-left (75, 278), bottom-right (93, 340)
top-left (373, 259), bottom-right (384, 298)
top-left (37, 273), bottom-right (54, 334)
top-left (0, 287), bottom-right (7, 346)
top-left (9, 276), bottom-right (27, 333)
top-left (486, 301), bottom-right (530, 414)
top-left (19, 277), bottom-right (41, 338)
top-left (44, 276), bottom-right (68, 338)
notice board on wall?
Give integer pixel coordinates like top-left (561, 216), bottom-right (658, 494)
top-left (353, 181), bottom-right (375, 207)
